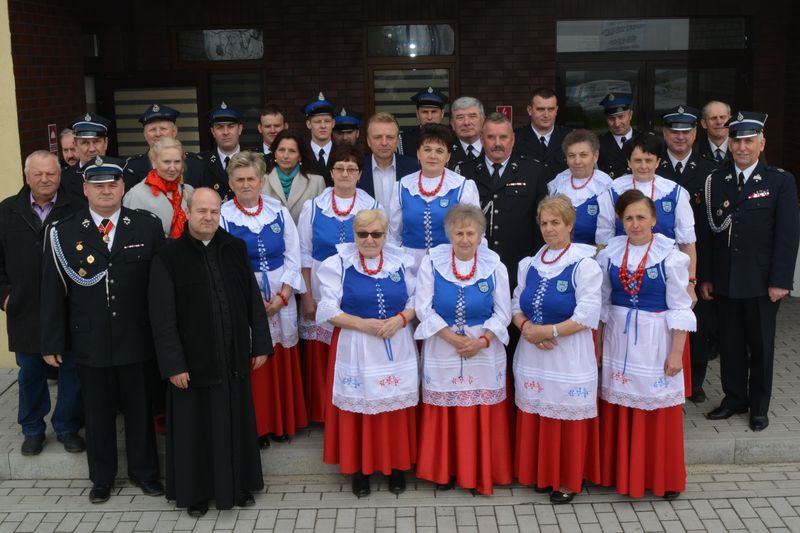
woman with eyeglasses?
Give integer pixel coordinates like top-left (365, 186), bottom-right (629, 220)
top-left (596, 189), bottom-right (695, 500)
top-left (388, 123), bottom-right (480, 273)
top-left (219, 151), bottom-right (307, 448)
top-left (317, 209), bottom-right (418, 498)
top-left (297, 145), bottom-right (380, 423)
top-left (414, 204), bottom-right (512, 495)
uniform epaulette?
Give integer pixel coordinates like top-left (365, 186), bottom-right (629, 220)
top-left (768, 166), bottom-right (786, 173)
top-left (48, 213), bottom-right (74, 227)
top-left (187, 152), bottom-right (203, 160)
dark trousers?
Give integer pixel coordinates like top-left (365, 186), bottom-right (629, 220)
top-left (16, 352), bottom-right (83, 436)
top-left (77, 361), bottom-right (159, 486)
top-left (690, 299), bottom-right (714, 390)
top-left (716, 294), bottom-right (780, 417)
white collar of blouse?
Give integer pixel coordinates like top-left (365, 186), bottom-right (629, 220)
top-left (399, 168), bottom-right (465, 199)
top-left (531, 242), bottom-right (596, 277)
top-left (314, 187), bottom-right (379, 219)
top-left (429, 243), bottom-right (500, 286)
top-left (549, 168), bottom-right (614, 204)
top-left (335, 241), bottom-right (411, 279)
top-left (220, 194), bottom-right (283, 232)
top-left (611, 174), bottom-right (680, 202)
top-left (601, 233), bottom-right (676, 269)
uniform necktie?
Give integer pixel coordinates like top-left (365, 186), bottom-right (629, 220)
top-left (491, 162), bottom-right (503, 185)
top-left (539, 136), bottom-right (547, 148)
top-left (620, 136), bottom-right (627, 149)
top-left (467, 145), bottom-right (476, 159)
top-left (715, 148), bottom-right (723, 162)
top-left (98, 218), bottom-right (114, 245)
top-left (738, 172), bottom-right (745, 192)
top-left (675, 161), bottom-right (683, 175)
top-left (223, 156), bottom-right (230, 169)
top-left (318, 148), bottom-right (326, 168)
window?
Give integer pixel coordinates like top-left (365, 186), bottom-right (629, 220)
top-left (176, 28), bottom-right (264, 63)
top-left (367, 24), bottom-right (455, 57)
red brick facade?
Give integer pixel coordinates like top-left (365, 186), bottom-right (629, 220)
top-left (7, 0), bottom-right (797, 176)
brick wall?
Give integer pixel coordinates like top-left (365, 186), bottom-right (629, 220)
top-left (7, 0), bottom-right (794, 172)
top-left (9, 0), bottom-right (84, 164)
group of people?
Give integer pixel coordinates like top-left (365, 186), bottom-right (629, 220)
top-left (0, 85), bottom-right (797, 516)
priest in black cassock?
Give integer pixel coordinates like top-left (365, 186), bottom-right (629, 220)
top-left (148, 187), bottom-right (272, 517)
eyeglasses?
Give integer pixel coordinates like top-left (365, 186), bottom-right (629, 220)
top-left (331, 166), bottom-right (360, 175)
top-left (355, 231), bottom-right (385, 239)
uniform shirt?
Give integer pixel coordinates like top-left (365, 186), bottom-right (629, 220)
top-left (483, 155), bottom-right (510, 177)
top-left (735, 161), bottom-right (759, 184)
top-left (262, 143), bottom-right (272, 156)
top-left (310, 140), bottom-right (333, 165)
top-left (217, 146), bottom-right (240, 169)
top-left (459, 139), bottom-right (483, 157)
top-left (532, 126), bottom-right (554, 146)
top-left (89, 208), bottom-right (120, 249)
top-left (667, 151), bottom-right (692, 173)
top-left (613, 130), bottom-right (633, 149)
top-left (708, 138), bottom-right (729, 159)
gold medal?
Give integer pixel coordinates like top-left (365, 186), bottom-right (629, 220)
top-left (723, 200), bottom-right (730, 208)
top-left (78, 268), bottom-right (87, 277)
top-left (76, 243), bottom-right (83, 251)
top-left (102, 234), bottom-right (110, 244)
top-left (87, 255), bottom-right (95, 264)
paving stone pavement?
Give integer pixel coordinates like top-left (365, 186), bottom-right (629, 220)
top-left (1, 463), bottom-right (800, 531)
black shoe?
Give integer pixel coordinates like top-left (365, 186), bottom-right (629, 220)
top-left (436, 478), bottom-right (455, 491)
top-left (705, 405), bottom-right (748, 420)
top-left (351, 472), bottom-right (370, 498)
top-left (237, 491), bottom-right (255, 507)
top-left (690, 387), bottom-right (707, 403)
top-left (550, 490), bottom-right (575, 504)
top-left (388, 469), bottom-right (406, 495)
top-left (258, 435), bottom-right (271, 449)
top-left (89, 485), bottom-right (111, 503)
top-left (20, 434), bottom-right (45, 456)
top-left (131, 479), bottom-right (164, 497)
top-left (663, 491), bottom-right (681, 500)
top-left (187, 501), bottom-right (208, 517)
top-left (57, 432), bottom-right (86, 453)
top-left (749, 415), bottom-right (769, 432)
top-left (270, 434), bottom-right (289, 443)
top-left (533, 485), bottom-right (553, 494)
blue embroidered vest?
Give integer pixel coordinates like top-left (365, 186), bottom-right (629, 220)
top-left (432, 270), bottom-right (494, 327)
top-left (311, 201), bottom-right (354, 262)
top-left (608, 260), bottom-right (668, 312)
top-left (519, 261), bottom-right (579, 324)
top-left (612, 184), bottom-right (679, 239)
top-left (226, 214), bottom-right (286, 273)
top-left (400, 184), bottom-right (463, 250)
top-left (340, 265), bottom-right (407, 319)
top-left (573, 196), bottom-right (600, 245)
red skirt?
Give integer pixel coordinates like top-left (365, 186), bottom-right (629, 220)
top-left (322, 328), bottom-right (417, 475)
top-left (251, 343), bottom-right (308, 438)
top-left (682, 336), bottom-right (692, 398)
top-left (416, 401), bottom-right (513, 495)
top-left (599, 400), bottom-right (686, 497)
top-left (301, 338), bottom-right (329, 423)
top-left (514, 409), bottom-right (600, 494)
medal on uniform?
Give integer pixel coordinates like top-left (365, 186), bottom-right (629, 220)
top-left (723, 200), bottom-right (730, 208)
top-left (122, 216), bottom-right (131, 225)
top-left (716, 209), bottom-right (723, 216)
top-left (102, 234), bottom-right (110, 244)
top-left (753, 174), bottom-right (762, 183)
top-left (78, 268), bottom-right (87, 277)
top-left (81, 219), bottom-right (90, 228)
top-left (76, 242), bottom-right (84, 251)
top-left (87, 255), bottom-right (95, 264)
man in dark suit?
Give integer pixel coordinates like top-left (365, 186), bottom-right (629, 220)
top-left (399, 86), bottom-right (448, 157)
top-left (199, 102), bottom-right (243, 200)
top-left (597, 92), bottom-right (639, 178)
top-left (61, 113), bottom-right (138, 200)
top-left (448, 96), bottom-right (485, 174)
top-left (357, 112), bottom-right (420, 211)
top-left (124, 104), bottom-right (207, 189)
top-left (512, 87), bottom-right (571, 182)
top-left (41, 157), bottom-right (166, 503)
top-left (0, 151), bottom-right (85, 456)
top-left (303, 93), bottom-right (336, 185)
top-left (658, 105), bottom-right (720, 403)
top-left (255, 104), bottom-right (289, 173)
top-left (700, 112), bottom-right (799, 432)
top-left (695, 100), bottom-right (732, 164)
top-left (459, 112), bottom-right (547, 290)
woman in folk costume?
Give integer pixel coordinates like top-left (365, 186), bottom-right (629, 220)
top-left (220, 151), bottom-right (307, 446)
top-left (511, 194), bottom-right (602, 504)
top-left (595, 134), bottom-right (697, 397)
top-left (123, 136), bottom-right (192, 239)
top-left (596, 189), bottom-right (695, 499)
top-left (317, 209), bottom-right (418, 497)
top-left (546, 129), bottom-right (613, 247)
top-left (297, 145), bottom-right (380, 423)
top-left (388, 123), bottom-right (480, 274)
top-left (414, 204), bottom-right (513, 495)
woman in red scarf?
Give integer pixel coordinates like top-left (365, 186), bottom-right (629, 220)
top-left (124, 137), bottom-right (192, 238)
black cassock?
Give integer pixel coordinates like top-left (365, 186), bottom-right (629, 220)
top-left (149, 230), bottom-right (272, 509)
